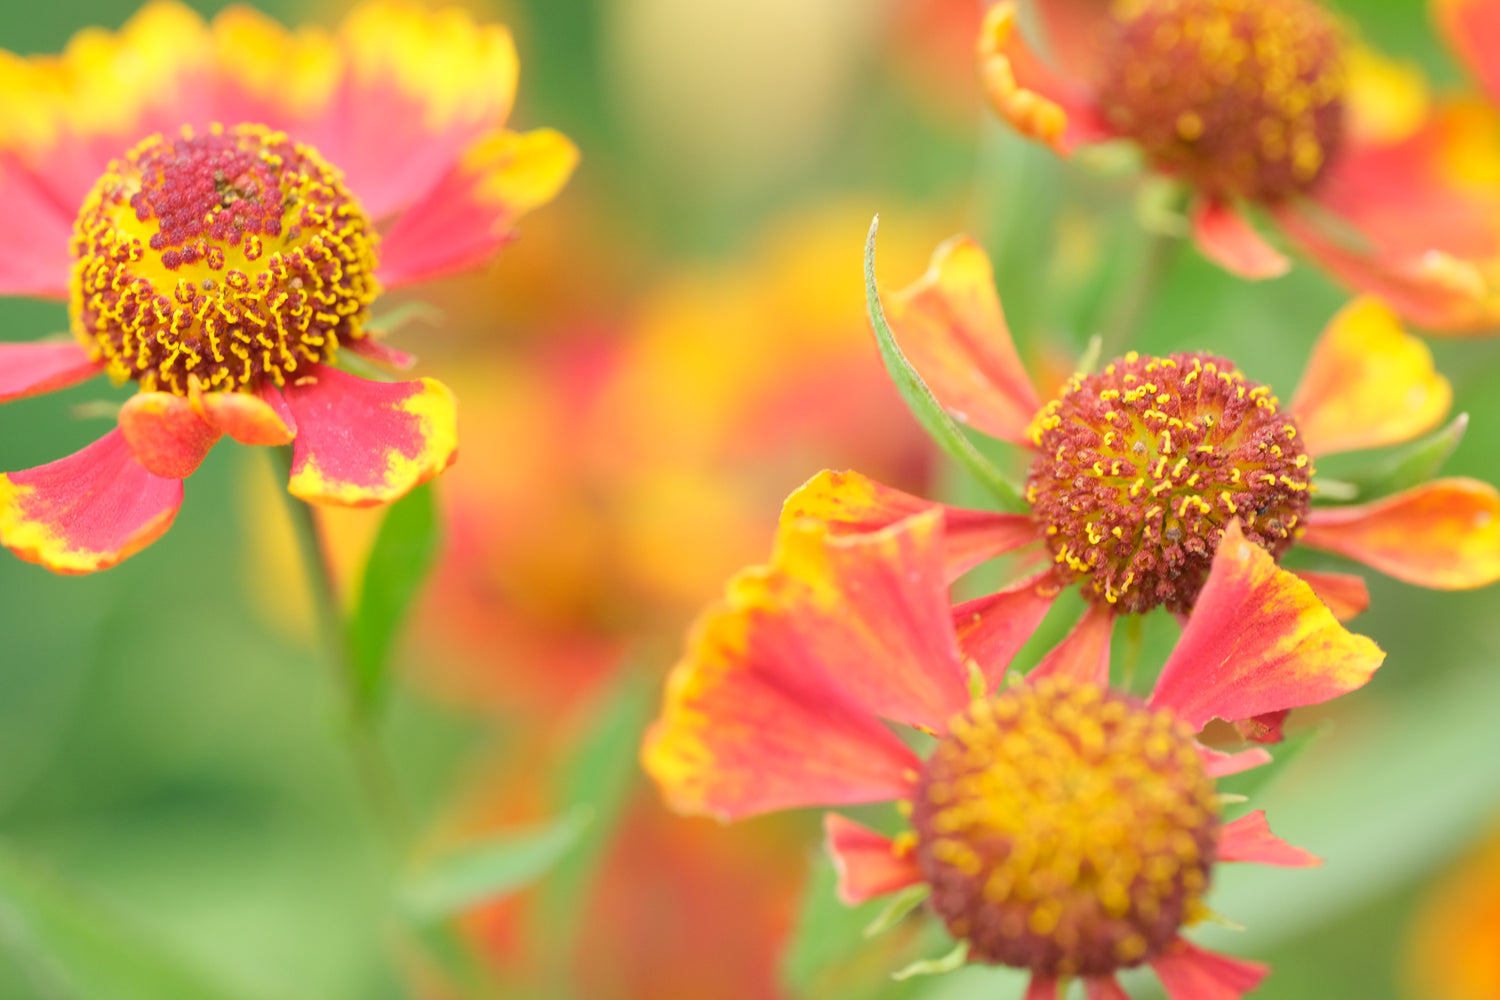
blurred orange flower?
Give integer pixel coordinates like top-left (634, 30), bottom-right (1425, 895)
top-left (1408, 824), bottom-right (1500, 1000)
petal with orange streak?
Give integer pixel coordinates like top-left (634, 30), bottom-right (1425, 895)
top-left (282, 366), bottom-right (457, 508)
top-left (201, 389), bottom-right (296, 446)
top-left (0, 341), bottom-right (102, 403)
top-left (977, 3), bottom-right (1113, 156)
top-left (379, 127), bottom-right (579, 288)
top-left (1434, 0), bottom-right (1500, 107)
top-left (1218, 810), bottom-right (1321, 868)
top-left (1301, 478), bottom-right (1500, 589)
top-left (1029, 602), bottom-right (1113, 686)
top-left (1289, 297), bottom-right (1451, 456)
top-left (1190, 198), bottom-right (1290, 280)
top-left (883, 236), bottom-right (1043, 444)
top-left (118, 392), bottom-right (221, 479)
top-left (1150, 939), bottom-right (1268, 1000)
top-left (0, 429), bottom-right (182, 574)
top-left (1148, 522), bottom-right (1384, 731)
top-left (824, 813), bottom-right (924, 905)
top-left (953, 570), bottom-right (1062, 692)
top-left (782, 469), bottom-right (1039, 582)
top-left (1291, 568), bottom-right (1370, 621)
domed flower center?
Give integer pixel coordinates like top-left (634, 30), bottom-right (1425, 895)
top-left (70, 123), bottom-right (379, 395)
top-left (1026, 352), bottom-right (1311, 614)
top-left (1096, 0), bottom-right (1346, 201)
top-left (912, 679), bottom-right (1220, 978)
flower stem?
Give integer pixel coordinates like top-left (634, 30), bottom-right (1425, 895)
top-left (271, 447), bottom-right (410, 849)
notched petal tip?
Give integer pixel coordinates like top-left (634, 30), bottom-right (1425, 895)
top-left (824, 813), bottom-right (924, 906)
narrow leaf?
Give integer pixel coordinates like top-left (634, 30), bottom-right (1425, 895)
top-left (400, 809), bottom-right (593, 923)
top-left (890, 940), bottom-right (968, 981)
top-left (864, 884), bottom-right (931, 938)
top-left (1337, 413), bottom-right (1469, 503)
top-left (347, 482), bottom-right (442, 714)
top-left (367, 299), bottom-right (445, 337)
top-left (865, 216), bottom-right (1028, 512)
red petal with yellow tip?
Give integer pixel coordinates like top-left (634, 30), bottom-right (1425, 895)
top-left (1434, 0), bottom-right (1500, 106)
top-left (883, 236), bottom-right (1043, 445)
top-left (1197, 745), bottom-right (1272, 779)
top-left (1151, 939), bottom-right (1268, 1000)
top-left (0, 159), bottom-right (75, 298)
top-left (824, 813), bottom-right (924, 905)
top-left (0, 341), bottom-right (103, 403)
top-left (0, 430), bottom-right (182, 574)
top-left (1148, 522), bottom-right (1384, 731)
top-left (1029, 602), bottom-right (1113, 686)
top-left (282, 366), bottom-right (457, 508)
top-left (118, 392), bottom-right (221, 480)
top-left (1301, 478), bottom-right (1500, 589)
top-left (1289, 298), bottom-right (1451, 456)
top-left (977, 4), bottom-right (1113, 156)
top-left (953, 571), bottom-right (1062, 692)
top-left (1026, 976), bottom-right (1060, 1000)
top-left (201, 390), bottom-right (295, 446)
top-left (380, 128), bottom-right (579, 288)
top-left (1085, 976), bottom-right (1132, 1000)
top-left (1291, 569), bottom-right (1370, 622)
top-left (1218, 810), bottom-right (1321, 868)
top-left (782, 470), bottom-right (1039, 582)
top-left (1190, 199), bottom-right (1290, 280)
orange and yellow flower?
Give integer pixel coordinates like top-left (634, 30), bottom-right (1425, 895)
top-left (1407, 824), bottom-right (1500, 1000)
top-left (979, 0), bottom-right (1500, 332)
top-left (643, 504), bottom-right (1384, 998)
top-left (0, 0), bottom-right (576, 573)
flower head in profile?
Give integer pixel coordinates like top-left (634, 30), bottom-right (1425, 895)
top-left (793, 235), bottom-right (1498, 735)
top-left (979, 0), bottom-right (1500, 332)
top-left (0, 1), bottom-right (577, 573)
top-left (642, 506), bottom-right (1384, 998)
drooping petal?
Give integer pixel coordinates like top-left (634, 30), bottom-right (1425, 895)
top-left (1434, 0), bottom-right (1500, 107)
top-left (0, 341), bottom-right (103, 403)
top-left (1291, 569), bottom-right (1370, 622)
top-left (1026, 976), bottom-right (1060, 1000)
top-left (0, 429), bottom-right (182, 574)
top-left (1190, 198), bottom-right (1291, 280)
top-left (824, 813), bottom-right (924, 905)
top-left (977, 3), bottom-right (1114, 155)
top-left (1197, 745), bottom-right (1272, 779)
top-left (882, 236), bottom-right (1044, 444)
top-left (200, 389), bottom-right (296, 446)
top-left (1218, 810), bottom-right (1321, 868)
top-left (117, 392), bottom-right (220, 479)
top-left (1300, 479), bottom-right (1500, 589)
top-left (953, 571), bottom-right (1063, 692)
top-left (281, 366), bottom-right (457, 507)
top-left (782, 469), bottom-right (1040, 582)
top-left (1151, 939), bottom-right (1268, 1000)
top-left (1085, 976), bottom-right (1132, 1000)
top-left (1149, 522), bottom-right (1384, 731)
top-left (1029, 602), bottom-right (1114, 686)
top-left (1288, 297), bottom-right (1451, 456)
top-left (379, 127), bottom-right (579, 288)
top-left (345, 336), bottom-right (416, 372)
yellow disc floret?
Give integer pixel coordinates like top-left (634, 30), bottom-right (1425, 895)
top-left (912, 678), bottom-right (1221, 978)
top-left (70, 123), bottom-right (379, 394)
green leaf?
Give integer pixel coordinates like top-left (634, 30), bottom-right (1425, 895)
top-left (865, 216), bottom-right (1028, 513)
top-left (399, 809), bottom-right (593, 923)
top-left (367, 299), bottom-right (445, 337)
top-left (1215, 725), bottom-right (1324, 820)
top-left (891, 941), bottom-right (968, 982)
top-left (0, 840), bottom-right (254, 1000)
top-left (864, 885), bottom-right (931, 939)
top-left (346, 482), bottom-right (442, 715)
top-left (1334, 413), bottom-right (1469, 504)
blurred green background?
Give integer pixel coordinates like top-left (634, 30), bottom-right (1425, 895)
top-left (1, 1), bottom-right (1498, 998)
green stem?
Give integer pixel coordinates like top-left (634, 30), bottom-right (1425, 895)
top-left (1119, 614), bottom-right (1146, 694)
top-left (271, 447), bottom-right (410, 848)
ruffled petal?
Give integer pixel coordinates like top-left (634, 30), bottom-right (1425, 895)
top-left (882, 236), bottom-right (1043, 444)
top-left (1197, 745), bottom-right (1272, 779)
top-left (117, 392), bottom-right (220, 479)
top-left (953, 571), bottom-right (1063, 692)
top-left (0, 341), bottom-right (103, 403)
top-left (1149, 521), bottom-right (1384, 731)
top-left (1151, 939), bottom-right (1268, 1000)
top-left (782, 470), bottom-right (1040, 582)
top-left (1434, 0), bottom-right (1500, 107)
top-left (282, 366), bottom-right (457, 507)
top-left (824, 813), bottom-right (924, 905)
top-left (1218, 810), bottom-right (1321, 868)
top-left (1291, 569), bottom-right (1370, 622)
top-left (1190, 198), bottom-right (1290, 280)
top-left (977, 3), bottom-right (1114, 155)
top-left (1085, 976), bottom-right (1132, 1000)
top-left (205, 5), bottom-right (340, 130)
top-left (1300, 478), bottom-right (1500, 589)
top-left (1029, 602), bottom-right (1114, 686)
top-left (0, 429), bottom-right (182, 574)
top-left (1288, 297), bottom-right (1451, 456)
top-left (379, 127), bottom-right (579, 288)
